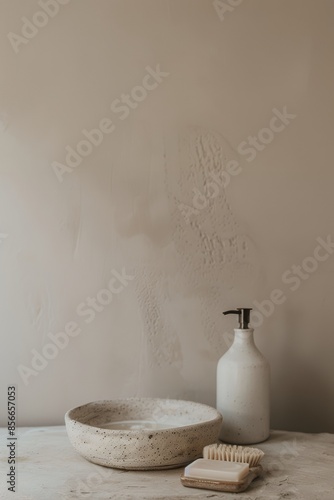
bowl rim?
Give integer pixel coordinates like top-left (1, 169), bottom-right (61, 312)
top-left (65, 397), bottom-right (222, 435)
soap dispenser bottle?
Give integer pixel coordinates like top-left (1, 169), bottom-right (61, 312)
top-left (217, 308), bottom-right (270, 444)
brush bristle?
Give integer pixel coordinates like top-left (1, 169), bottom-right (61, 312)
top-left (203, 443), bottom-right (264, 467)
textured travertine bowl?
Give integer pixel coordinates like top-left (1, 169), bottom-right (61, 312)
top-left (65, 398), bottom-right (222, 470)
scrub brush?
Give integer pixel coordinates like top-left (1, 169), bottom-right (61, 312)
top-left (203, 443), bottom-right (264, 467)
top-left (180, 443), bottom-right (265, 493)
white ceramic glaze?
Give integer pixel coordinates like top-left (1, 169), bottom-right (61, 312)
top-left (217, 329), bottom-right (270, 444)
top-left (65, 398), bottom-right (222, 470)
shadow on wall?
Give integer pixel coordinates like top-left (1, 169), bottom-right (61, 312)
top-left (271, 336), bottom-right (333, 433)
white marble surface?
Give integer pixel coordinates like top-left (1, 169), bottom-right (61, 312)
top-left (1, 426), bottom-right (334, 499)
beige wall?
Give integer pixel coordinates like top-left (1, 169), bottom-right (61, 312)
top-left (1, 0), bottom-right (333, 432)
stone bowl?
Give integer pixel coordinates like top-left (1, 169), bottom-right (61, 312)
top-left (65, 398), bottom-right (222, 470)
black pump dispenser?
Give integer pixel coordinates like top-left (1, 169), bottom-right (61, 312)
top-left (223, 308), bottom-right (252, 329)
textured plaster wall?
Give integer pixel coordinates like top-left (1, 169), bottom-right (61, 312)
top-left (1, 0), bottom-right (334, 432)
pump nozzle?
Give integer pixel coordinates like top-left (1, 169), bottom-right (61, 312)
top-left (223, 308), bottom-right (252, 329)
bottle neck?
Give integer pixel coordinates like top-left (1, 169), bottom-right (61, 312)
top-left (233, 328), bottom-right (255, 346)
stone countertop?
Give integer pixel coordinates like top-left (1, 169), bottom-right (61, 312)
top-left (0, 426), bottom-right (333, 499)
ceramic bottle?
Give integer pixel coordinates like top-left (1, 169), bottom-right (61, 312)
top-left (217, 308), bottom-right (270, 444)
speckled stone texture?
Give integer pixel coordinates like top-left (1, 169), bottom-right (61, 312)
top-left (65, 398), bottom-right (222, 469)
top-left (1, 427), bottom-right (334, 499)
